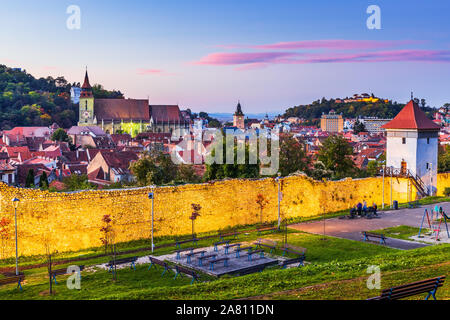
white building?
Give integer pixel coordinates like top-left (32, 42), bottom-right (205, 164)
top-left (382, 100), bottom-right (441, 196)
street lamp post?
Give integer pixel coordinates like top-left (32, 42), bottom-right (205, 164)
top-left (390, 166), bottom-right (393, 209)
top-left (276, 172), bottom-right (281, 230)
top-left (12, 198), bottom-right (20, 276)
top-left (382, 165), bottom-right (385, 209)
top-left (148, 188), bottom-right (155, 253)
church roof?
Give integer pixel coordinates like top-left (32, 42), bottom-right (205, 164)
top-left (94, 99), bottom-right (150, 121)
top-left (81, 71), bottom-right (92, 89)
top-left (382, 100), bottom-right (440, 131)
top-left (234, 101), bottom-right (244, 116)
top-left (150, 105), bottom-right (182, 123)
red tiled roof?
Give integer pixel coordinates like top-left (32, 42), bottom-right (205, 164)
top-left (94, 99), bottom-right (149, 121)
top-left (382, 100), bottom-right (441, 130)
top-left (150, 105), bottom-right (182, 123)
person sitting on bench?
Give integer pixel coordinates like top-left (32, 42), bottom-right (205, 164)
top-left (356, 202), bottom-right (362, 216)
top-left (362, 201), bottom-right (368, 216)
top-left (349, 206), bottom-right (357, 219)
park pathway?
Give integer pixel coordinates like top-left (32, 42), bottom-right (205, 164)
top-left (289, 202), bottom-right (450, 250)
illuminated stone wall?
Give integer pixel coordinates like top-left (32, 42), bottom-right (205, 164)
top-left (0, 174), bottom-right (447, 258)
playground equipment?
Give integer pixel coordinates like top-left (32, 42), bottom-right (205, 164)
top-left (418, 207), bottom-right (449, 241)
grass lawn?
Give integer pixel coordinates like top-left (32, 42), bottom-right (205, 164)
top-left (255, 262), bottom-right (450, 300)
top-left (369, 225), bottom-right (424, 241)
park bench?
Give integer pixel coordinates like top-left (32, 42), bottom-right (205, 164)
top-left (280, 256), bottom-right (305, 268)
top-left (246, 249), bottom-right (265, 261)
top-left (148, 256), bottom-right (171, 276)
top-left (238, 265), bottom-right (266, 276)
top-left (362, 231), bottom-right (387, 245)
top-left (50, 265), bottom-right (85, 284)
top-left (197, 253), bottom-right (217, 267)
top-left (224, 243), bottom-right (241, 255)
top-left (408, 200), bottom-right (420, 209)
top-left (257, 223), bottom-right (278, 235)
top-left (0, 274), bottom-right (25, 291)
top-left (175, 247), bottom-right (194, 260)
top-left (175, 234), bottom-right (199, 249)
top-left (219, 230), bottom-right (238, 241)
top-left (213, 240), bottom-right (230, 252)
top-left (107, 256), bottom-right (137, 273)
top-left (209, 257), bottom-right (230, 271)
top-left (281, 244), bottom-right (307, 258)
top-left (235, 246), bottom-right (254, 258)
top-left (186, 250), bottom-right (206, 264)
top-left (254, 238), bottom-right (277, 254)
top-left (368, 276), bottom-right (446, 300)
top-left (174, 265), bottom-right (199, 285)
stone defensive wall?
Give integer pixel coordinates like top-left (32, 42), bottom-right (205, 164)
top-left (0, 173), bottom-right (448, 258)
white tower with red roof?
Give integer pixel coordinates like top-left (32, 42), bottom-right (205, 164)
top-left (382, 99), bottom-right (441, 196)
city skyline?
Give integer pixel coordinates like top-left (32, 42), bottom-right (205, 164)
top-left (2, 0), bottom-right (450, 112)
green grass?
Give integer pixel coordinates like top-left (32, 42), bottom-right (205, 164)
top-left (369, 225), bottom-right (424, 241)
top-left (261, 262), bottom-right (450, 300)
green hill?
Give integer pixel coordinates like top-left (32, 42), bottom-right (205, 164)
top-left (0, 65), bottom-right (123, 129)
top-left (283, 97), bottom-right (436, 125)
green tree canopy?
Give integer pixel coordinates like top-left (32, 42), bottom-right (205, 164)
top-left (317, 135), bottom-right (356, 180)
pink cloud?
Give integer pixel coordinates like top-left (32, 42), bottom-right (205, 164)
top-left (193, 49), bottom-right (450, 70)
top-left (213, 40), bottom-right (422, 51)
top-left (193, 52), bottom-right (302, 66)
top-left (137, 68), bottom-right (176, 76)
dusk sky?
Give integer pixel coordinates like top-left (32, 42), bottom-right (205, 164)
top-left (2, 0), bottom-right (450, 113)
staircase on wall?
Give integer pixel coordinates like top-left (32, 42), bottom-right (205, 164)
top-left (380, 167), bottom-right (429, 198)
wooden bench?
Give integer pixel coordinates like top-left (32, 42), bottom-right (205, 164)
top-left (224, 243), bottom-right (241, 255)
top-left (362, 231), bottom-right (387, 245)
top-left (174, 265), bottom-right (199, 285)
top-left (175, 247), bottom-right (194, 260)
top-left (254, 238), bottom-right (277, 254)
top-left (197, 254), bottom-right (217, 267)
top-left (408, 200), bottom-right (420, 209)
top-left (247, 249), bottom-right (265, 261)
top-left (209, 257), bottom-right (230, 271)
top-left (235, 246), bottom-right (253, 258)
top-left (257, 223), bottom-right (278, 235)
top-left (219, 230), bottom-right (238, 241)
top-left (107, 256), bottom-right (137, 273)
top-left (0, 274), bottom-right (25, 291)
top-left (281, 244), bottom-right (307, 258)
top-left (186, 250), bottom-right (206, 264)
top-left (280, 257), bottom-right (305, 268)
top-left (50, 265), bottom-right (85, 284)
top-left (148, 256), bottom-right (171, 276)
top-left (368, 276), bottom-right (446, 300)
top-left (238, 265), bottom-right (266, 276)
top-left (213, 240), bottom-right (230, 252)
top-left (175, 235), bottom-right (199, 248)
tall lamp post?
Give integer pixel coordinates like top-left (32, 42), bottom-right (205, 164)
top-left (12, 197), bottom-right (20, 276)
top-left (148, 187), bottom-right (155, 253)
top-left (276, 172), bottom-right (282, 230)
top-left (382, 165), bottom-right (385, 209)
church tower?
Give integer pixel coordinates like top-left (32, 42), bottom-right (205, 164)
top-left (233, 101), bottom-right (245, 130)
top-left (78, 70), bottom-right (96, 126)
top-left (382, 99), bottom-right (441, 196)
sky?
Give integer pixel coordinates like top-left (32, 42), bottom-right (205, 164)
top-left (1, 0), bottom-right (450, 113)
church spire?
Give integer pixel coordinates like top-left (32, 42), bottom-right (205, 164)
top-left (80, 68), bottom-right (93, 98)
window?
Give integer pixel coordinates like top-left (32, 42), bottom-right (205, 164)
top-left (427, 137), bottom-right (430, 144)
top-left (402, 137), bottom-right (406, 144)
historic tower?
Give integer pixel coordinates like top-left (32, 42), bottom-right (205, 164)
top-left (233, 101), bottom-right (245, 130)
top-left (382, 99), bottom-right (440, 195)
top-left (78, 70), bottom-right (96, 126)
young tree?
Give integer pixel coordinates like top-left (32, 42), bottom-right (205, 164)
top-left (100, 215), bottom-right (113, 254)
top-left (189, 204), bottom-right (201, 238)
top-left (39, 171), bottom-right (49, 189)
top-left (255, 194), bottom-right (269, 224)
top-left (279, 135), bottom-right (310, 176)
top-left (317, 135), bottom-right (356, 179)
top-left (25, 169), bottom-right (35, 187)
top-left (51, 128), bottom-right (72, 144)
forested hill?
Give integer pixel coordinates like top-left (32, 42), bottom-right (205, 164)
top-left (0, 65), bottom-right (123, 129)
top-left (283, 97), bottom-right (436, 124)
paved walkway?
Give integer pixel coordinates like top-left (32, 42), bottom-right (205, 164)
top-left (290, 202), bottom-right (450, 250)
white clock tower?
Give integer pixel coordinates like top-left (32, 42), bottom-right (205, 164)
top-left (78, 70), bottom-right (96, 126)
